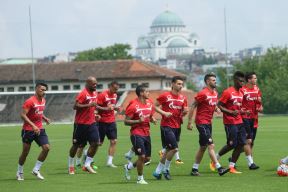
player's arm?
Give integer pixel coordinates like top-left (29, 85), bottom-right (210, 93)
top-left (74, 101), bottom-right (96, 109)
top-left (154, 100), bottom-right (172, 117)
top-left (187, 101), bottom-right (198, 130)
top-left (42, 115), bottom-right (51, 125)
top-left (20, 108), bottom-right (40, 135)
top-left (124, 116), bottom-right (144, 126)
top-left (217, 101), bottom-right (238, 117)
top-left (96, 104), bottom-right (114, 111)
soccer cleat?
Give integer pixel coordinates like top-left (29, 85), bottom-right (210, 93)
top-left (152, 171), bottom-right (162, 180)
top-left (249, 163), bottom-right (260, 170)
top-left (190, 168), bottom-right (200, 176)
top-left (163, 170), bottom-right (172, 180)
top-left (32, 170), bottom-right (44, 180)
top-left (217, 167), bottom-right (230, 176)
top-left (90, 162), bottom-right (98, 170)
top-left (107, 163), bottom-right (117, 168)
top-left (229, 167), bottom-right (242, 174)
top-left (158, 150), bottom-right (164, 159)
top-left (137, 179), bottom-right (148, 184)
top-left (69, 166), bottom-right (75, 175)
top-left (75, 164), bottom-right (82, 170)
top-left (123, 164), bottom-right (131, 180)
top-left (175, 159), bottom-right (184, 165)
top-left (124, 153), bottom-right (132, 161)
top-left (84, 165), bottom-right (97, 174)
top-left (144, 160), bottom-right (151, 166)
top-left (209, 161), bottom-right (216, 172)
top-left (16, 172), bottom-right (24, 181)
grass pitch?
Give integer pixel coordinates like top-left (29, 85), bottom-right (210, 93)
top-left (0, 116), bottom-right (287, 192)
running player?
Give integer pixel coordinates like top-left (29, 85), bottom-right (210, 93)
top-left (123, 85), bottom-right (156, 184)
top-left (16, 83), bottom-right (51, 181)
top-left (68, 76), bottom-right (100, 174)
top-left (187, 73), bottom-right (229, 176)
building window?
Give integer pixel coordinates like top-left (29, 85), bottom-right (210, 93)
top-left (18, 87), bottom-right (26, 92)
top-left (142, 82), bottom-right (149, 88)
top-left (165, 82), bottom-right (171, 87)
top-left (0, 87), bottom-right (4, 92)
top-left (29, 86), bottom-right (34, 91)
top-left (131, 83), bottom-right (138, 88)
top-left (73, 84), bottom-right (81, 90)
top-left (51, 85), bottom-right (59, 91)
top-left (194, 40), bottom-right (197, 45)
top-left (7, 87), bottom-right (14, 92)
top-left (119, 84), bottom-right (126, 89)
top-left (63, 85), bottom-right (71, 90)
top-left (96, 84), bottom-right (103, 89)
top-left (158, 40), bottom-right (161, 46)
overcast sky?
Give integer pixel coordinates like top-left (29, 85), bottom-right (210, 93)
top-left (0, 0), bottom-right (287, 58)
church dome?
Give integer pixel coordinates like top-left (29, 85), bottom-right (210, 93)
top-left (151, 10), bottom-right (185, 27)
top-left (168, 39), bottom-right (189, 48)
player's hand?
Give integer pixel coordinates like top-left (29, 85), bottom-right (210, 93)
top-left (150, 116), bottom-right (157, 125)
top-left (257, 105), bottom-right (263, 112)
top-left (114, 106), bottom-right (121, 112)
top-left (164, 112), bottom-right (172, 118)
top-left (33, 126), bottom-right (40, 136)
top-left (89, 102), bottom-right (97, 107)
top-left (231, 110), bottom-right (239, 117)
top-left (187, 122), bottom-right (193, 131)
top-left (95, 114), bottom-right (101, 121)
top-left (139, 116), bottom-right (145, 123)
top-left (44, 118), bottom-right (51, 125)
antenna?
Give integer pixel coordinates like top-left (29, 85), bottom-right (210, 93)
top-left (29, 5), bottom-right (36, 88)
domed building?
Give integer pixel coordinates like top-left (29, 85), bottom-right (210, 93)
top-left (136, 10), bottom-right (201, 63)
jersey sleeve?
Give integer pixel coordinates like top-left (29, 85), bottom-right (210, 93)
top-left (22, 98), bottom-right (33, 110)
top-left (156, 93), bottom-right (166, 105)
top-left (219, 90), bottom-right (230, 104)
top-left (76, 91), bottom-right (86, 103)
top-left (125, 102), bottom-right (135, 119)
top-left (183, 96), bottom-right (188, 108)
top-left (194, 91), bottom-right (206, 103)
top-left (97, 92), bottom-right (105, 105)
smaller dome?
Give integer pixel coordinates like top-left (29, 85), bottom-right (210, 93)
top-left (137, 39), bottom-right (150, 49)
top-left (168, 39), bottom-right (189, 48)
top-left (151, 10), bottom-right (185, 27)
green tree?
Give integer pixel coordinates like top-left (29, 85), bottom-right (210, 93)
top-left (74, 43), bottom-right (133, 61)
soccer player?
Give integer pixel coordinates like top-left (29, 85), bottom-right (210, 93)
top-left (68, 76), bottom-right (100, 174)
top-left (16, 82), bottom-right (51, 181)
top-left (97, 81), bottom-right (120, 168)
top-left (216, 71), bottom-right (248, 174)
top-left (123, 85), bottom-right (156, 184)
top-left (153, 76), bottom-right (188, 180)
top-left (187, 73), bottom-right (229, 176)
top-left (240, 72), bottom-right (261, 170)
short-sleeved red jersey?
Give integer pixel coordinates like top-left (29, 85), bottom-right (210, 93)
top-left (74, 88), bottom-right (97, 125)
top-left (219, 87), bottom-right (243, 124)
top-left (240, 85), bottom-right (262, 119)
top-left (125, 98), bottom-right (154, 136)
top-left (97, 90), bottom-right (117, 123)
top-left (22, 95), bottom-right (46, 131)
top-left (157, 92), bottom-right (188, 128)
top-left (194, 87), bottom-right (218, 124)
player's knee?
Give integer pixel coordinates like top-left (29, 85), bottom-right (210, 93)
top-left (42, 144), bottom-right (50, 152)
top-left (246, 139), bottom-right (252, 145)
top-left (200, 146), bottom-right (207, 151)
top-left (208, 143), bottom-right (215, 149)
top-left (110, 139), bottom-right (117, 145)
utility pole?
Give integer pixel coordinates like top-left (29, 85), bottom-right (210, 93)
top-left (29, 5), bottom-right (36, 88)
top-left (224, 7), bottom-right (229, 87)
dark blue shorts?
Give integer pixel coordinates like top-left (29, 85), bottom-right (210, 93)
top-left (243, 118), bottom-right (255, 140)
top-left (160, 126), bottom-right (180, 150)
top-left (98, 122), bottom-right (117, 143)
top-left (224, 124), bottom-right (246, 148)
top-left (21, 129), bottom-right (49, 146)
top-left (73, 123), bottom-right (100, 147)
top-left (196, 124), bottom-right (213, 146)
top-left (130, 135), bottom-right (151, 157)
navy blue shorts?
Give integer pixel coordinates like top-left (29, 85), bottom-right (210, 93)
top-left (98, 122), bottom-right (117, 143)
top-left (130, 135), bottom-right (151, 157)
top-left (73, 123), bottom-right (100, 147)
top-left (243, 118), bottom-right (255, 140)
top-left (21, 129), bottom-right (49, 146)
top-left (196, 124), bottom-right (213, 146)
top-left (160, 126), bottom-right (180, 150)
top-left (224, 124), bottom-right (246, 148)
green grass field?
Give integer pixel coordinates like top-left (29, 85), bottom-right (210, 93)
top-left (0, 116), bottom-right (287, 192)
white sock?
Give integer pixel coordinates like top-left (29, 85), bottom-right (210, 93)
top-left (137, 175), bottom-right (144, 181)
top-left (216, 153), bottom-right (220, 160)
top-left (84, 149), bottom-right (88, 156)
top-left (68, 156), bottom-right (74, 167)
top-left (155, 162), bottom-right (164, 174)
top-left (164, 159), bottom-right (171, 171)
top-left (76, 157), bottom-right (81, 165)
top-left (192, 163), bottom-right (199, 170)
top-left (246, 155), bottom-right (254, 166)
top-left (215, 163), bottom-right (221, 169)
top-left (126, 149), bottom-right (134, 157)
top-left (127, 161), bottom-right (134, 170)
top-left (85, 156), bottom-right (93, 167)
top-left (281, 156), bottom-right (288, 164)
top-left (229, 162), bottom-right (235, 167)
top-left (18, 164), bottom-right (24, 173)
top-left (161, 148), bottom-right (166, 154)
top-left (33, 160), bottom-right (43, 171)
top-left (107, 155), bottom-right (113, 165)
top-left (175, 151), bottom-right (180, 160)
